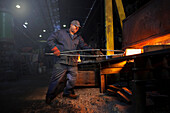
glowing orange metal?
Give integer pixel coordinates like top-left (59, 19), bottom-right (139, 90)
top-left (117, 91), bottom-right (130, 102)
top-left (122, 87), bottom-right (132, 95)
top-left (125, 49), bottom-right (143, 56)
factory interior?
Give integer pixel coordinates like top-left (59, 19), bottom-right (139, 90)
top-left (0, 0), bottom-right (170, 113)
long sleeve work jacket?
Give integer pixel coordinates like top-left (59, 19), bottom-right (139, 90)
top-left (47, 29), bottom-right (91, 65)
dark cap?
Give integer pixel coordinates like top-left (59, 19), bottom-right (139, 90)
top-left (71, 20), bottom-right (81, 27)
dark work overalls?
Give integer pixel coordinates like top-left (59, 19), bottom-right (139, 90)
top-left (46, 29), bottom-right (91, 100)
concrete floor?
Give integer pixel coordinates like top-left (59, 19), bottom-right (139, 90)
top-left (0, 72), bottom-right (133, 113)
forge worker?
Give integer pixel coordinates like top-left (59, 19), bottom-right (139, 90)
top-left (46, 20), bottom-right (91, 104)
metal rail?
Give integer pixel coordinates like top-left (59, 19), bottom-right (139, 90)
top-left (60, 49), bottom-right (124, 54)
top-left (45, 53), bottom-right (124, 57)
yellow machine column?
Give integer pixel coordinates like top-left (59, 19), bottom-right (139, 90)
top-left (115, 0), bottom-right (126, 29)
top-left (105, 0), bottom-right (114, 55)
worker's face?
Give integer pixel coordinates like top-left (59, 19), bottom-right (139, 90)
top-left (70, 24), bottom-right (79, 34)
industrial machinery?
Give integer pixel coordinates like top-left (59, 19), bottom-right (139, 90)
top-left (99, 0), bottom-right (170, 113)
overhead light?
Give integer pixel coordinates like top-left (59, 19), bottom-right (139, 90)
top-left (24, 21), bottom-right (28, 25)
top-left (39, 35), bottom-right (42, 38)
top-left (16, 5), bottom-right (21, 9)
top-left (63, 25), bottom-right (66, 27)
top-left (39, 40), bottom-right (47, 43)
top-left (23, 24), bottom-right (27, 28)
top-left (43, 30), bottom-right (46, 32)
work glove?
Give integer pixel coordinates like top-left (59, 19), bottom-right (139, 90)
top-left (51, 46), bottom-right (60, 56)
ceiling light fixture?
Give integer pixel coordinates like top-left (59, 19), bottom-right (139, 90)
top-left (24, 22), bottom-right (28, 25)
top-left (63, 25), bottom-right (66, 28)
top-left (39, 35), bottom-right (42, 38)
top-left (43, 30), bottom-right (46, 32)
top-left (16, 5), bottom-right (21, 9)
top-left (23, 24), bottom-right (27, 28)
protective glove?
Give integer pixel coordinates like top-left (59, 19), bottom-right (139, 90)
top-left (51, 46), bottom-right (60, 56)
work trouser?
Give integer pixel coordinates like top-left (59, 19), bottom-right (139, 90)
top-left (46, 63), bottom-right (78, 100)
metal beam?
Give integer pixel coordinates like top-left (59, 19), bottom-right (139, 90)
top-left (115, 0), bottom-right (126, 29)
top-left (104, 0), bottom-right (114, 55)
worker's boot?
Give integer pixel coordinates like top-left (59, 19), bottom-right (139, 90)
top-left (45, 97), bottom-right (52, 105)
top-left (63, 88), bottom-right (78, 99)
top-left (63, 93), bottom-right (79, 99)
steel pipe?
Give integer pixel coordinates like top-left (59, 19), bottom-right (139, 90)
top-left (60, 49), bottom-right (124, 54)
top-left (45, 53), bottom-right (124, 57)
